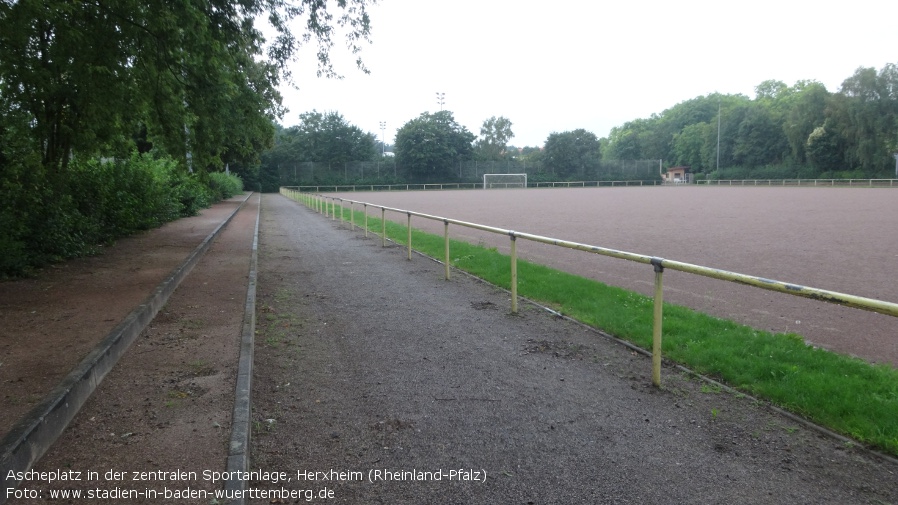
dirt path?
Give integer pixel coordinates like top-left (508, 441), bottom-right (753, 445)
top-left (4, 193), bottom-right (259, 504)
top-left (0, 195), bottom-right (249, 435)
top-left (250, 194), bottom-right (898, 504)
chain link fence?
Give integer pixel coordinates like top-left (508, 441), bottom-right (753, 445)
top-left (277, 160), bottom-right (662, 185)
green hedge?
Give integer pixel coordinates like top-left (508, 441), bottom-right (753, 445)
top-left (208, 171), bottom-right (244, 201)
top-left (0, 153), bottom-right (243, 278)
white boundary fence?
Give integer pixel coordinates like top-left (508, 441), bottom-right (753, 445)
top-left (698, 179), bottom-right (898, 187)
top-left (281, 188), bottom-right (898, 388)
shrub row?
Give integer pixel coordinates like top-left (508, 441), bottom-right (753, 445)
top-left (0, 153), bottom-right (243, 278)
top-left (706, 163), bottom-right (889, 181)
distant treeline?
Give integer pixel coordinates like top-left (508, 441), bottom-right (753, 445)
top-left (600, 64), bottom-right (898, 179)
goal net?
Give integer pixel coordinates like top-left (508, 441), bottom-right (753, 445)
top-left (483, 173), bottom-right (527, 189)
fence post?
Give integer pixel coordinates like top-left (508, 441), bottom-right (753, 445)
top-left (444, 220), bottom-right (450, 280)
top-left (407, 212), bottom-right (412, 260)
top-left (510, 234), bottom-right (518, 313)
top-left (381, 208), bottom-right (386, 247)
top-left (364, 204), bottom-right (369, 238)
top-left (651, 258), bottom-right (664, 387)
top-left (350, 201), bottom-right (354, 230)
top-left (339, 200), bottom-right (344, 224)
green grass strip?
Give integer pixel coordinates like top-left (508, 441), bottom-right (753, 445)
top-left (314, 199), bottom-right (898, 457)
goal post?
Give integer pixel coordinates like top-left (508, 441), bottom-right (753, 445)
top-left (483, 173), bottom-right (527, 189)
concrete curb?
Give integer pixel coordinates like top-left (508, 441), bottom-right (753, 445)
top-left (224, 194), bottom-right (260, 505)
top-left (0, 193), bottom-right (252, 501)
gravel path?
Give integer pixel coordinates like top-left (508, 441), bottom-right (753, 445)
top-left (250, 194), bottom-right (898, 505)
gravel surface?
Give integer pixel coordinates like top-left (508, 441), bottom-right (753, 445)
top-left (250, 194), bottom-right (898, 504)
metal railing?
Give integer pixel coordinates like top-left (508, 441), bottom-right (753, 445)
top-left (697, 178), bottom-right (898, 187)
top-left (281, 188), bottom-right (898, 387)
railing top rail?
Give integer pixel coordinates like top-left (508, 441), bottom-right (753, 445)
top-left (314, 192), bottom-right (898, 319)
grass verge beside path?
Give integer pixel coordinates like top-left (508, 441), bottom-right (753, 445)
top-left (304, 197), bottom-right (898, 458)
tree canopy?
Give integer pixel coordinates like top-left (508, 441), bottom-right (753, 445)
top-left (544, 129), bottom-right (602, 177)
top-left (279, 111), bottom-right (378, 164)
top-left (475, 116), bottom-right (514, 161)
top-left (0, 0), bottom-right (373, 173)
top-left (394, 111), bottom-right (476, 181)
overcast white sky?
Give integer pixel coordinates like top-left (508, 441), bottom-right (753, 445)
top-left (275, 0), bottom-right (898, 147)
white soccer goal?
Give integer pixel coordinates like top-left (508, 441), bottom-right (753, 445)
top-left (483, 173), bottom-right (527, 189)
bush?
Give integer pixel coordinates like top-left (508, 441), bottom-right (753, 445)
top-left (66, 154), bottom-right (184, 242)
top-left (171, 170), bottom-right (212, 217)
top-left (0, 151), bottom-right (232, 277)
top-left (208, 171), bottom-right (244, 201)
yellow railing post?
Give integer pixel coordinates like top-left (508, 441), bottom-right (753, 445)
top-left (407, 212), bottom-right (412, 260)
top-left (363, 204), bottom-right (369, 237)
top-left (444, 220), bottom-right (450, 280)
top-left (350, 201), bottom-right (355, 230)
top-left (651, 258), bottom-right (664, 387)
top-left (510, 234), bottom-right (518, 313)
top-left (381, 208), bottom-right (386, 248)
top-left (339, 200), bottom-right (344, 224)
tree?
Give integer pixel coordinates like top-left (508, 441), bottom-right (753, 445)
top-left (394, 111), bottom-right (476, 182)
top-left (288, 111), bottom-right (377, 163)
top-left (518, 146), bottom-right (544, 164)
top-left (602, 119), bottom-right (650, 160)
top-left (731, 103), bottom-right (789, 167)
top-left (781, 81), bottom-right (829, 164)
top-left (0, 0), bottom-right (374, 173)
top-left (755, 79), bottom-right (789, 102)
top-left (828, 64), bottom-right (898, 174)
top-left (475, 116), bottom-right (514, 161)
top-left (543, 129), bottom-right (601, 178)
top-left (672, 122), bottom-right (713, 170)
top-left (806, 122), bottom-right (846, 173)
